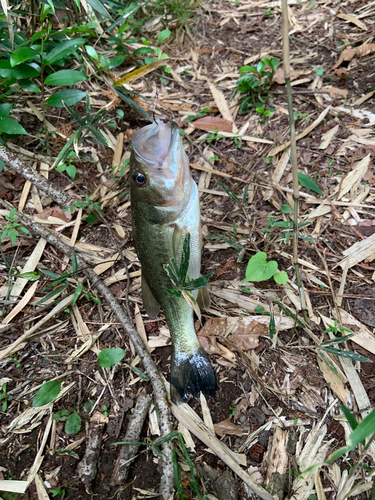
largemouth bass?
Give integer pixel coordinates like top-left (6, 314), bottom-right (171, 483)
top-left (130, 120), bottom-right (217, 403)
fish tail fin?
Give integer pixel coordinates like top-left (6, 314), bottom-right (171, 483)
top-left (170, 346), bottom-right (217, 404)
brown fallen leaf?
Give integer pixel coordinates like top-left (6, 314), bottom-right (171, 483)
top-left (214, 420), bottom-right (243, 437)
top-left (192, 116), bottom-right (233, 133)
top-left (273, 69), bottom-right (308, 84)
top-left (332, 44), bottom-right (375, 70)
top-left (37, 206), bottom-right (71, 222)
top-left (322, 87), bottom-right (348, 98)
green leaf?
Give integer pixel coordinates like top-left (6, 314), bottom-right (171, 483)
top-left (47, 90), bottom-right (86, 107)
top-left (280, 204), bottom-right (292, 214)
top-left (65, 411), bottom-right (81, 434)
top-left (298, 172), bottom-right (323, 196)
top-left (322, 346), bottom-right (371, 363)
top-left (218, 181), bottom-right (240, 203)
top-left (183, 274), bottom-right (213, 291)
top-left (158, 29), bottom-right (171, 44)
top-left (179, 233), bottom-right (191, 284)
top-left (339, 404), bottom-right (358, 431)
top-left (17, 271), bottom-right (39, 280)
top-left (71, 251), bottom-right (78, 279)
top-left (274, 270), bottom-right (288, 284)
top-left (130, 365), bottom-right (149, 381)
top-left (0, 60), bottom-right (40, 79)
top-left (0, 160), bottom-right (4, 173)
top-left (56, 449), bottom-right (80, 459)
top-left (349, 407), bottom-right (375, 448)
top-left (10, 47), bottom-right (39, 67)
top-left (19, 80), bottom-right (41, 93)
top-left (32, 380), bottom-right (61, 407)
top-left (66, 164), bottom-right (76, 179)
top-left (35, 283), bottom-right (69, 305)
top-left (321, 334), bottom-right (354, 346)
top-left (243, 252), bottom-right (278, 282)
top-left (72, 283), bottom-right (83, 306)
top-left (0, 117), bottom-right (27, 135)
top-left (98, 347), bottom-right (125, 368)
top-left (45, 69), bottom-right (88, 86)
top-left (0, 103), bottom-right (12, 118)
top-left (45, 38), bottom-right (87, 65)
top-left (53, 409), bottom-right (70, 421)
top-left (86, 45), bottom-right (99, 61)
top-left (86, 0), bottom-right (112, 18)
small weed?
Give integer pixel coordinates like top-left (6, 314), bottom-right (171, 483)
top-left (56, 150), bottom-right (77, 179)
top-left (229, 406), bottom-right (236, 416)
top-left (236, 57), bottom-right (279, 117)
top-left (102, 405), bottom-right (109, 417)
top-left (53, 409), bottom-right (82, 434)
top-left (50, 484), bottom-right (68, 500)
top-left (243, 252), bottom-right (288, 285)
top-left (324, 319), bottom-right (352, 337)
top-left (0, 208), bottom-right (30, 244)
top-left (0, 383), bottom-right (12, 412)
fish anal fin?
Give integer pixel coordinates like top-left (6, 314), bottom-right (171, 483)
top-left (141, 274), bottom-right (160, 319)
top-left (197, 286), bottom-right (211, 311)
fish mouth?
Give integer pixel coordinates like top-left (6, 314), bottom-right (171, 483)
top-left (132, 120), bottom-right (181, 170)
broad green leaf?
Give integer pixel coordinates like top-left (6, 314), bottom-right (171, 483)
top-left (45, 38), bottom-right (87, 65)
top-left (274, 270), bottom-right (288, 284)
top-left (53, 409), bottom-right (70, 421)
top-left (348, 407), bottom-right (375, 448)
top-left (158, 29), bottom-right (171, 44)
top-left (98, 347), bottom-right (125, 368)
top-left (86, 45), bottom-right (99, 61)
top-left (133, 47), bottom-right (155, 56)
top-left (10, 47), bottom-right (39, 67)
top-left (243, 252), bottom-right (278, 282)
top-left (298, 172), bottom-right (323, 196)
top-left (255, 305), bottom-right (266, 314)
top-left (66, 164), bottom-right (76, 179)
top-left (47, 89), bottom-right (86, 107)
top-left (86, 0), bottom-right (112, 18)
top-left (19, 80), bottom-right (41, 92)
top-left (280, 204), bottom-right (292, 214)
top-left (32, 380), bottom-right (61, 407)
top-left (0, 60), bottom-right (40, 79)
top-left (0, 103), bottom-right (12, 118)
top-left (65, 411), bottom-right (81, 434)
top-left (45, 69), bottom-right (88, 86)
top-left (0, 117), bottom-right (27, 135)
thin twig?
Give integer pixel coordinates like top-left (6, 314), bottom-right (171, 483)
top-left (281, 0), bottom-right (308, 325)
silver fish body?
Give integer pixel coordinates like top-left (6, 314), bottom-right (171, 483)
top-left (130, 120), bottom-right (217, 403)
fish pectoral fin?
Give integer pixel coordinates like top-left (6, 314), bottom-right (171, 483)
top-left (141, 274), bottom-right (160, 319)
top-left (197, 286), bottom-right (211, 311)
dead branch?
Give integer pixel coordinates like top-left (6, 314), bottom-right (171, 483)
top-left (111, 392), bottom-right (152, 485)
top-left (77, 411), bottom-right (109, 494)
top-left (0, 146), bottom-right (75, 209)
top-left (0, 198), bottom-right (174, 500)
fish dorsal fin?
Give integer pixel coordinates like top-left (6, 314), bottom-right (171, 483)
top-left (141, 274), bottom-right (160, 319)
top-left (197, 286), bottom-right (211, 311)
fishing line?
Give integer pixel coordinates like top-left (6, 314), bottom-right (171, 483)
top-left (152, 90), bottom-right (159, 122)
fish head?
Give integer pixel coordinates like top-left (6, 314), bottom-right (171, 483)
top-left (130, 120), bottom-right (192, 224)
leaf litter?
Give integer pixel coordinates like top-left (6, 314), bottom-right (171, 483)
top-left (0, 0), bottom-right (375, 498)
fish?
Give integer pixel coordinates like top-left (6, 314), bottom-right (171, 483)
top-left (130, 120), bottom-right (218, 403)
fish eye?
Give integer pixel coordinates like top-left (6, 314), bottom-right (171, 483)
top-left (134, 172), bottom-right (147, 187)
